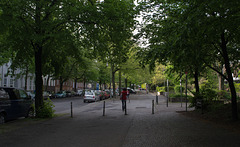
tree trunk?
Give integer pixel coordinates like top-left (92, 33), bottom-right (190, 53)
top-left (99, 80), bottom-right (102, 90)
top-left (111, 64), bottom-right (116, 98)
top-left (221, 32), bottom-right (238, 121)
top-left (74, 78), bottom-right (77, 92)
top-left (218, 65), bottom-right (224, 90)
top-left (194, 69), bottom-right (200, 94)
top-left (24, 66), bottom-right (29, 91)
top-left (60, 76), bottom-right (63, 91)
top-left (119, 70), bottom-right (121, 96)
top-left (125, 78), bottom-right (127, 88)
top-left (45, 76), bottom-right (50, 91)
top-left (83, 76), bottom-right (86, 91)
top-left (34, 1), bottom-right (44, 117)
top-left (34, 45), bottom-right (43, 117)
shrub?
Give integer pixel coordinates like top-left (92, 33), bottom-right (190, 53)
top-left (156, 86), bottom-right (166, 92)
top-left (217, 90), bottom-right (231, 99)
top-left (169, 93), bottom-right (192, 98)
top-left (36, 98), bottom-right (55, 118)
top-left (174, 85), bottom-right (185, 94)
top-left (201, 88), bottom-right (217, 101)
top-left (235, 83), bottom-right (240, 92)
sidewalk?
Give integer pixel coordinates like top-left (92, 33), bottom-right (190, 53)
top-left (1, 93), bottom-right (240, 147)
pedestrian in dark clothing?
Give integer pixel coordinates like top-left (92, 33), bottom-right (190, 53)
top-left (120, 88), bottom-right (127, 111)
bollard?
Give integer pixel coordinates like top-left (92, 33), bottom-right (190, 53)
top-left (103, 101), bottom-right (105, 116)
top-left (166, 96), bottom-right (168, 107)
top-left (125, 101), bottom-right (127, 115)
top-left (152, 100), bottom-right (154, 114)
top-left (156, 95), bottom-right (158, 105)
top-left (71, 102), bottom-right (73, 118)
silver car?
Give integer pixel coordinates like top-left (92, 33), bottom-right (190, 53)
top-left (83, 91), bottom-right (97, 103)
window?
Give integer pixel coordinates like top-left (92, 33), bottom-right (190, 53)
top-left (14, 79), bottom-right (18, 87)
top-left (10, 78), bottom-right (14, 87)
top-left (0, 88), bottom-right (9, 99)
top-left (18, 90), bottom-right (28, 99)
top-left (4, 74), bottom-right (7, 87)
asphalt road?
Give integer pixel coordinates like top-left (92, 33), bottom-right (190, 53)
top-left (52, 96), bottom-right (85, 114)
top-left (1, 93), bottom-right (240, 147)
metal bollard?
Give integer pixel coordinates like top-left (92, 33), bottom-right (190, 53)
top-left (103, 101), bottom-right (105, 116)
top-left (152, 100), bottom-right (154, 114)
top-left (125, 101), bottom-right (127, 115)
top-left (156, 95), bottom-right (158, 105)
top-left (71, 102), bottom-right (73, 118)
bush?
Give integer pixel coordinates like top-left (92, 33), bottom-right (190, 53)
top-left (217, 90), bottom-right (231, 99)
top-left (201, 88), bottom-right (217, 101)
top-left (169, 93), bottom-right (192, 98)
top-left (235, 83), bottom-right (240, 92)
top-left (174, 85), bottom-right (185, 93)
top-left (37, 98), bottom-right (55, 118)
top-left (156, 86), bottom-right (166, 92)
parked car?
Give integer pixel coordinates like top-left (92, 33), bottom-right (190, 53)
top-left (53, 91), bottom-right (66, 98)
top-left (94, 91), bottom-right (102, 101)
top-left (77, 90), bottom-right (83, 96)
top-left (98, 91), bottom-right (105, 100)
top-left (43, 91), bottom-right (51, 99)
top-left (66, 91), bottom-right (72, 97)
top-left (83, 91), bottom-right (97, 103)
top-left (0, 87), bottom-right (34, 124)
top-left (71, 91), bottom-right (77, 96)
top-left (26, 91), bottom-right (35, 100)
top-left (104, 91), bottom-right (110, 99)
top-left (127, 88), bottom-right (136, 94)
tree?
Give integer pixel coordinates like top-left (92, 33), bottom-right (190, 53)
top-left (0, 0), bottom-right (97, 117)
top-left (137, 0), bottom-right (240, 120)
top-left (89, 0), bottom-right (136, 97)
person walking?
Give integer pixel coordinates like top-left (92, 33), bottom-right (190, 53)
top-left (127, 89), bottom-right (130, 103)
top-left (120, 88), bottom-right (128, 111)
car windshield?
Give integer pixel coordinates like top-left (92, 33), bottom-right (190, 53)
top-left (95, 92), bottom-right (100, 95)
top-left (85, 92), bottom-right (93, 95)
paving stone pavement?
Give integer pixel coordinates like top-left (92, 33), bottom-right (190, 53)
top-left (1, 93), bottom-right (240, 147)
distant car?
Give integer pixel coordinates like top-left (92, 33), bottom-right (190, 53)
top-left (66, 91), bottom-right (72, 97)
top-left (43, 91), bottom-right (52, 99)
top-left (71, 91), bottom-right (77, 96)
top-left (26, 91), bottom-right (35, 100)
top-left (104, 91), bottom-right (110, 99)
top-left (94, 91), bottom-right (102, 101)
top-left (127, 88), bottom-right (136, 94)
top-left (0, 87), bottom-right (34, 124)
top-left (53, 91), bottom-right (66, 98)
top-left (77, 90), bottom-right (83, 96)
top-left (83, 91), bottom-right (97, 103)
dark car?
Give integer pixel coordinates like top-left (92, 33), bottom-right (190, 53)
top-left (66, 91), bottom-right (72, 97)
top-left (0, 87), bottom-right (34, 124)
top-left (127, 88), bottom-right (136, 94)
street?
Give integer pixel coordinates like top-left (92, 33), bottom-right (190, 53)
top-left (52, 96), bottom-right (85, 114)
top-left (1, 93), bottom-right (240, 147)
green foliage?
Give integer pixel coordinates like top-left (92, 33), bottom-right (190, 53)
top-left (174, 85), bottom-right (184, 94)
top-left (234, 83), bottom-right (240, 92)
top-left (156, 86), bottom-right (166, 92)
top-left (169, 93), bottom-right (192, 98)
top-left (36, 98), bottom-right (55, 118)
top-left (217, 90), bottom-right (231, 100)
top-left (201, 88), bottom-right (218, 101)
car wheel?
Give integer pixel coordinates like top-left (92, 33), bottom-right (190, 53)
top-left (25, 108), bottom-right (35, 118)
top-left (0, 113), bottom-right (6, 124)
top-left (83, 100), bottom-right (86, 103)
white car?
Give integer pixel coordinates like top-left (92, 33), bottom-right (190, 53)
top-left (83, 91), bottom-right (98, 103)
